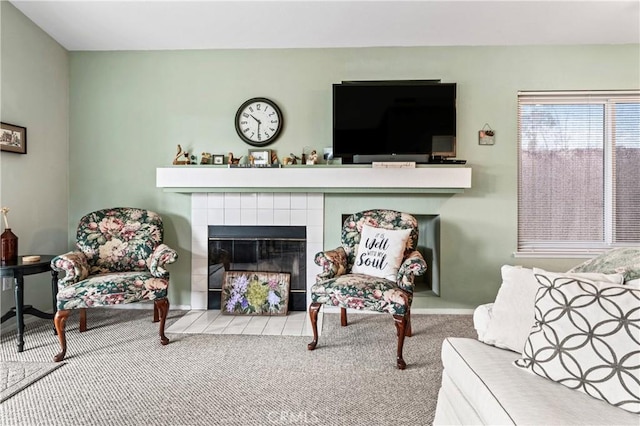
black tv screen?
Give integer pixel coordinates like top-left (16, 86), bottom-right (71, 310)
top-left (332, 81), bottom-right (456, 163)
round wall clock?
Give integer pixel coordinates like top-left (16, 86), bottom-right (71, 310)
top-left (234, 97), bottom-right (283, 146)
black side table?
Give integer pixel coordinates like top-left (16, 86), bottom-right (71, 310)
top-left (0, 254), bottom-right (58, 352)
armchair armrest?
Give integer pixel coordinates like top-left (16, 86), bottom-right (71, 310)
top-left (148, 244), bottom-right (178, 278)
top-left (396, 250), bottom-right (427, 292)
top-left (51, 251), bottom-right (90, 286)
top-left (314, 247), bottom-right (348, 283)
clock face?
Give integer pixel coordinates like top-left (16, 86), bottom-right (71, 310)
top-left (235, 97), bottom-right (283, 146)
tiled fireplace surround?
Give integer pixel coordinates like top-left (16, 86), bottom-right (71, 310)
top-left (190, 192), bottom-right (323, 310)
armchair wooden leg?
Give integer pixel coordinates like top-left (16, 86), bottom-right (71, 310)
top-left (79, 308), bottom-right (87, 332)
top-left (154, 298), bottom-right (170, 346)
top-left (153, 301), bottom-right (159, 323)
top-left (393, 314), bottom-right (408, 370)
top-left (405, 309), bottom-right (412, 337)
top-left (307, 302), bottom-right (321, 350)
top-left (53, 310), bottom-right (70, 362)
top-left (340, 307), bottom-right (347, 327)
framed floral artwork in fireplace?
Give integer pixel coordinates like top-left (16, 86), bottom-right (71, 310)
top-left (221, 271), bottom-right (290, 315)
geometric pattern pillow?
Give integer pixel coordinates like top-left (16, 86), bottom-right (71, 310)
top-left (515, 270), bottom-right (640, 414)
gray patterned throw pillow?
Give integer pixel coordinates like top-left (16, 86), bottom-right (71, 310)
top-left (568, 247), bottom-right (640, 282)
top-left (515, 269), bottom-right (640, 414)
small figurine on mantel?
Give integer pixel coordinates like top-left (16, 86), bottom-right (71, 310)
top-left (287, 153), bottom-right (301, 165)
top-left (173, 144), bottom-right (191, 165)
top-left (306, 150), bottom-right (318, 165)
top-left (200, 152), bottom-right (212, 165)
top-left (271, 151), bottom-right (280, 165)
top-left (228, 152), bottom-right (242, 165)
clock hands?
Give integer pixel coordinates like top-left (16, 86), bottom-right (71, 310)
top-left (250, 114), bottom-right (262, 124)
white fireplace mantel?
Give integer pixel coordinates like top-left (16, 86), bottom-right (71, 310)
top-left (156, 165), bottom-right (471, 193)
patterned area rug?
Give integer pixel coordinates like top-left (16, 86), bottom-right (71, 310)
top-left (0, 361), bottom-right (63, 402)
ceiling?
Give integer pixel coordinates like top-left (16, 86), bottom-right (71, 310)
top-left (9, 1), bottom-right (640, 51)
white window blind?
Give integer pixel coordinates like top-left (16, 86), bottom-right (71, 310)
top-left (517, 91), bottom-right (640, 255)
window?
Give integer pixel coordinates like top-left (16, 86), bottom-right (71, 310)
top-left (517, 91), bottom-right (640, 256)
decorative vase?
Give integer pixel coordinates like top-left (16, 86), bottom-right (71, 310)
top-left (1, 228), bottom-right (18, 264)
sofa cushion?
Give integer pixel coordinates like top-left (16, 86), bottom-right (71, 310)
top-left (515, 270), bottom-right (640, 414)
top-left (568, 247), bottom-right (640, 282)
top-left (351, 224), bottom-right (411, 281)
top-left (481, 265), bottom-right (624, 353)
top-left (438, 338), bottom-right (639, 425)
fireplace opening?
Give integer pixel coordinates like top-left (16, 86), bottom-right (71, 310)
top-left (207, 226), bottom-right (307, 311)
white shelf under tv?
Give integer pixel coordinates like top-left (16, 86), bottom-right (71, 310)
top-left (156, 165), bottom-right (472, 194)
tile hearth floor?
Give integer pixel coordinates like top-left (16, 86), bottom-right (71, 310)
top-left (166, 310), bottom-right (323, 337)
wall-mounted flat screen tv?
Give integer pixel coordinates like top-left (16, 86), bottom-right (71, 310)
top-left (332, 81), bottom-right (456, 163)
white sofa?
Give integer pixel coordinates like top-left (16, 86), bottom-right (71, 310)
top-left (434, 249), bottom-right (640, 425)
top-left (434, 305), bottom-right (639, 425)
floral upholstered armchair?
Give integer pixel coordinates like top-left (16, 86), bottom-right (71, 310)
top-left (308, 209), bottom-right (427, 369)
top-left (50, 208), bottom-right (178, 362)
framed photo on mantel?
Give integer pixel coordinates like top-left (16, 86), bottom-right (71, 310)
top-left (0, 122), bottom-right (27, 154)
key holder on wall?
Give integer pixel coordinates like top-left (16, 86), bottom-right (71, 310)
top-left (479, 123), bottom-right (495, 145)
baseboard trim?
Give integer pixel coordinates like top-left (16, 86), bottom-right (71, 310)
top-left (321, 306), bottom-right (474, 315)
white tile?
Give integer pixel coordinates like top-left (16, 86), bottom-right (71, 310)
top-left (257, 209), bottom-right (275, 225)
top-left (306, 225), bottom-right (323, 244)
top-left (190, 291), bottom-right (208, 310)
top-left (222, 316), bottom-right (252, 334)
top-left (307, 209), bottom-right (323, 226)
top-left (307, 193), bottom-right (324, 210)
top-left (203, 314), bottom-right (235, 334)
top-left (241, 193), bottom-right (258, 209)
top-left (262, 316), bottom-right (288, 335)
top-left (307, 242), bottom-right (323, 255)
top-left (224, 208), bottom-right (241, 225)
top-left (191, 274), bottom-right (208, 292)
top-left (242, 316), bottom-right (268, 335)
top-left (281, 312), bottom-right (306, 336)
top-left (191, 225), bottom-right (208, 255)
top-left (224, 193), bottom-right (241, 208)
top-left (166, 310), bottom-right (203, 334)
top-left (273, 193), bottom-right (290, 209)
top-left (207, 193), bottom-right (225, 208)
top-left (169, 310), bottom-right (323, 336)
top-left (240, 208), bottom-right (258, 225)
top-left (192, 193), bottom-right (208, 209)
top-left (290, 209), bottom-right (307, 225)
top-left (273, 209), bottom-right (290, 225)
top-left (192, 257), bottom-right (208, 275)
top-left (185, 310), bottom-right (220, 333)
top-left (207, 208), bottom-right (224, 225)
top-left (192, 208), bottom-right (207, 226)
top-left (290, 193), bottom-right (307, 209)
top-left (257, 193), bottom-right (274, 209)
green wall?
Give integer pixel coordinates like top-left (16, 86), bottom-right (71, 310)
top-left (68, 45), bottom-right (639, 309)
top-left (0, 2), bottom-right (69, 317)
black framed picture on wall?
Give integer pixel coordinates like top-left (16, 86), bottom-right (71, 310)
top-left (0, 122), bottom-right (27, 154)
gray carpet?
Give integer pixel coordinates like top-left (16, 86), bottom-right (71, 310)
top-left (0, 308), bottom-right (475, 425)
